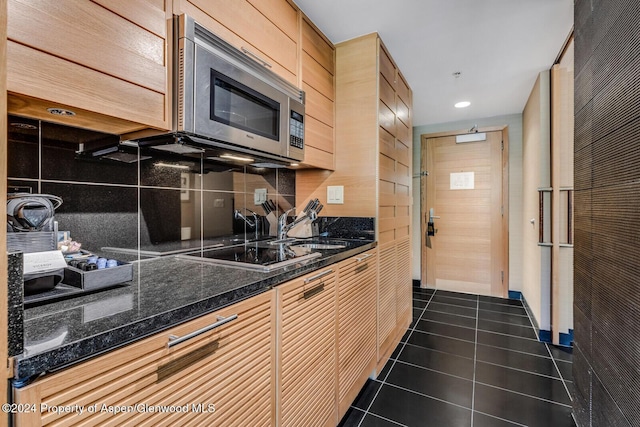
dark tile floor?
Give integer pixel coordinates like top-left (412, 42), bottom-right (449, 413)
top-left (339, 287), bottom-right (576, 427)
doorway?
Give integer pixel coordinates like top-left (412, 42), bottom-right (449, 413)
top-left (420, 127), bottom-right (509, 297)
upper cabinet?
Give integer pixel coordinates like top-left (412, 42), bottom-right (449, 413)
top-left (300, 15), bottom-right (335, 170)
top-left (173, 0), bottom-right (299, 86)
top-left (6, 0), bottom-right (337, 169)
top-left (6, 0), bottom-right (171, 134)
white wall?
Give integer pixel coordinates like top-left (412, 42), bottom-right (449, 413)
top-left (412, 114), bottom-right (523, 291)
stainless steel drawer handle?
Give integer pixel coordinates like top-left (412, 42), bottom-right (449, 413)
top-left (167, 314), bottom-right (238, 348)
top-left (356, 253), bottom-right (373, 262)
top-left (304, 269), bottom-right (333, 284)
top-left (241, 47), bottom-right (272, 68)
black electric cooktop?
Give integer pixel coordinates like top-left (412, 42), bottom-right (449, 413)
top-left (178, 241), bottom-right (321, 271)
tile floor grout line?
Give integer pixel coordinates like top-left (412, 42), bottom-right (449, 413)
top-left (409, 328), bottom-right (555, 360)
top-left (365, 411), bottom-right (408, 427)
top-left (354, 289), bottom-right (436, 427)
top-left (394, 344), bottom-right (565, 383)
top-left (473, 410), bottom-right (528, 427)
top-left (544, 342), bottom-right (574, 403)
top-left (475, 381), bottom-right (573, 408)
top-left (429, 300), bottom-right (530, 318)
top-left (471, 295), bottom-right (479, 427)
top-left (383, 381), bottom-right (473, 411)
top-left (475, 341), bottom-right (553, 359)
top-left (399, 341), bottom-right (475, 361)
top-left (476, 358), bottom-right (566, 381)
top-left (413, 326), bottom-right (541, 345)
top-left (419, 317), bottom-right (539, 340)
top-left (390, 358), bottom-right (474, 382)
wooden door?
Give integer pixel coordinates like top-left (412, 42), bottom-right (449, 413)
top-left (421, 129), bottom-right (508, 297)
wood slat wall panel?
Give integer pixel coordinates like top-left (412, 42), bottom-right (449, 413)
top-left (378, 45), bottom-right (395, 90)
top-left (305, 115), bottom-right (334, 154)
top-left (303, 83), bottom-right (334, 128)
top-left (92, 0), bottom-right (167, 38)
top-left (302, 50), bottom-right (335, 102)
top-left (247, 0), bottom-right (298, 41)
top-left (301, 17), bottom-right (334, 74)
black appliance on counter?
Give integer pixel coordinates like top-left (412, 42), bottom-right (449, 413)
top-left (6, 193), bottom-right (64, 294)
top-left (7, 193), bottom-right (134, 305)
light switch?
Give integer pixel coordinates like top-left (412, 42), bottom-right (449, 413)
top-left (254, 188), bottom-right (267, 205)
top-left (327, 185), bottom-right (344, 204)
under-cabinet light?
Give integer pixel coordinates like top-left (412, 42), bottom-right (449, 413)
top-left (155, 162), bottom-right (190, 170)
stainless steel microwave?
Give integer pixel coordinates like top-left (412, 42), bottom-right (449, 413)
top-left (133, 14), bottom-right (305, 163)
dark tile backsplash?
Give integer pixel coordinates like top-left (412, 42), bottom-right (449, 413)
top-left (7, 115), bottom-right (296, 259)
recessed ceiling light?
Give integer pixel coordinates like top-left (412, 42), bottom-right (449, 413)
top-left (47, 107), bottom-right (76, 116)
top-left (454, 101), bottom-right (471, 109)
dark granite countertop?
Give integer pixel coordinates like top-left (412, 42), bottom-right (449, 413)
top-left (14, 237), bottom-right (376, 382)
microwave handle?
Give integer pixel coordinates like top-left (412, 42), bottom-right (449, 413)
top-left (241, 47), bottom-right (272, 69)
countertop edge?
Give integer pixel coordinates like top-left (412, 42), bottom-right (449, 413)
top-left (13, 241), bottom-right (377, 382)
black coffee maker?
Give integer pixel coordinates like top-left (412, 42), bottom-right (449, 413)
top-left (7, 193), bottom-right (64, 294)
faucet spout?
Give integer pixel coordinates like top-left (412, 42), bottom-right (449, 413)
top-left (235, 208), bottom-right (260, 240)
top-left (277, 207), bottom-right (296, 240)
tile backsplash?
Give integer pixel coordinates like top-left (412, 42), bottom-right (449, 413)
top-left (7, 115), bottom-right (296, 260)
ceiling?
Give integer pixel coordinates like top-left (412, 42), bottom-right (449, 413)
top-left (293, 0), bottom-right (574, 127)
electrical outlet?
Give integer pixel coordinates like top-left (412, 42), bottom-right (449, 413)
top-left (213, 198), bottom-right (225, 208)
top-left (254, 188), bottom-right (267, 205)
top-left (327, 185), bottom-right (344, 204)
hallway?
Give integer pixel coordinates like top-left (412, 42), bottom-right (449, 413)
top-left (339, 288), bottom-right (575, 426)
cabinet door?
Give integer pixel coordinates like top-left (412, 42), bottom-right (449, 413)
top-left (301, 16), bottom-right (335, 170)
top-left (14, 291), bottom-right (275, 427)
top-left (7, 0), bottom-right (169, 132)
top-left (377, 242), bottom-right (397, 363)
top-left (278, 268), bottom-right (336, 427)
top-left (176, 0), bottom-right (298, 85)
top-left (396, 238), bottom-right (412, 326)
top-left (336, 251), bottom-right (377, 418)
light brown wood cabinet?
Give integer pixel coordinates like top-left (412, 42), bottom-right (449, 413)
top-left (296, 33), bottom-right (413, 369)
top-left (300, 15), bottom-right (336, 169)
top-left (6, 0), bottom-right (171, 134)
top-left (13, 290), bottom-right (276, 427)
top-left (335, 250), bottom-right (377, 419)
top-left (276, 267), bottom-right (337, 427)
top-left (173, 0), bottom-right (299, 86)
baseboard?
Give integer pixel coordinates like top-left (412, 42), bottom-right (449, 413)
top-left (508, 290), bottom-right (522, 300)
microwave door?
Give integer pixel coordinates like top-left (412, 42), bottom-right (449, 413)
top-left (194, 45), bottom-right (285, 156)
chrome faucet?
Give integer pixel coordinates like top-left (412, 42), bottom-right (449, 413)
top-left (234, 208), bottom-right (259, 240)
top-left (277, 207), bottom-right (297, 240)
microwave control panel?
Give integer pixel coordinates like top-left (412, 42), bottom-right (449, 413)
top-left (289, 111), bottom-right (304, 149)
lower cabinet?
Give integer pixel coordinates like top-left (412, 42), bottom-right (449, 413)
top-left (13, 290), bottom-right (276, 427)
top-left (276, 267), bottom-right (337, 427)
top-left (12, 248), bottom-right (401, 427)
top-left (336, 250), bottom-right (377, 419)
top-left (377, 237), bottom-right (412, 369)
